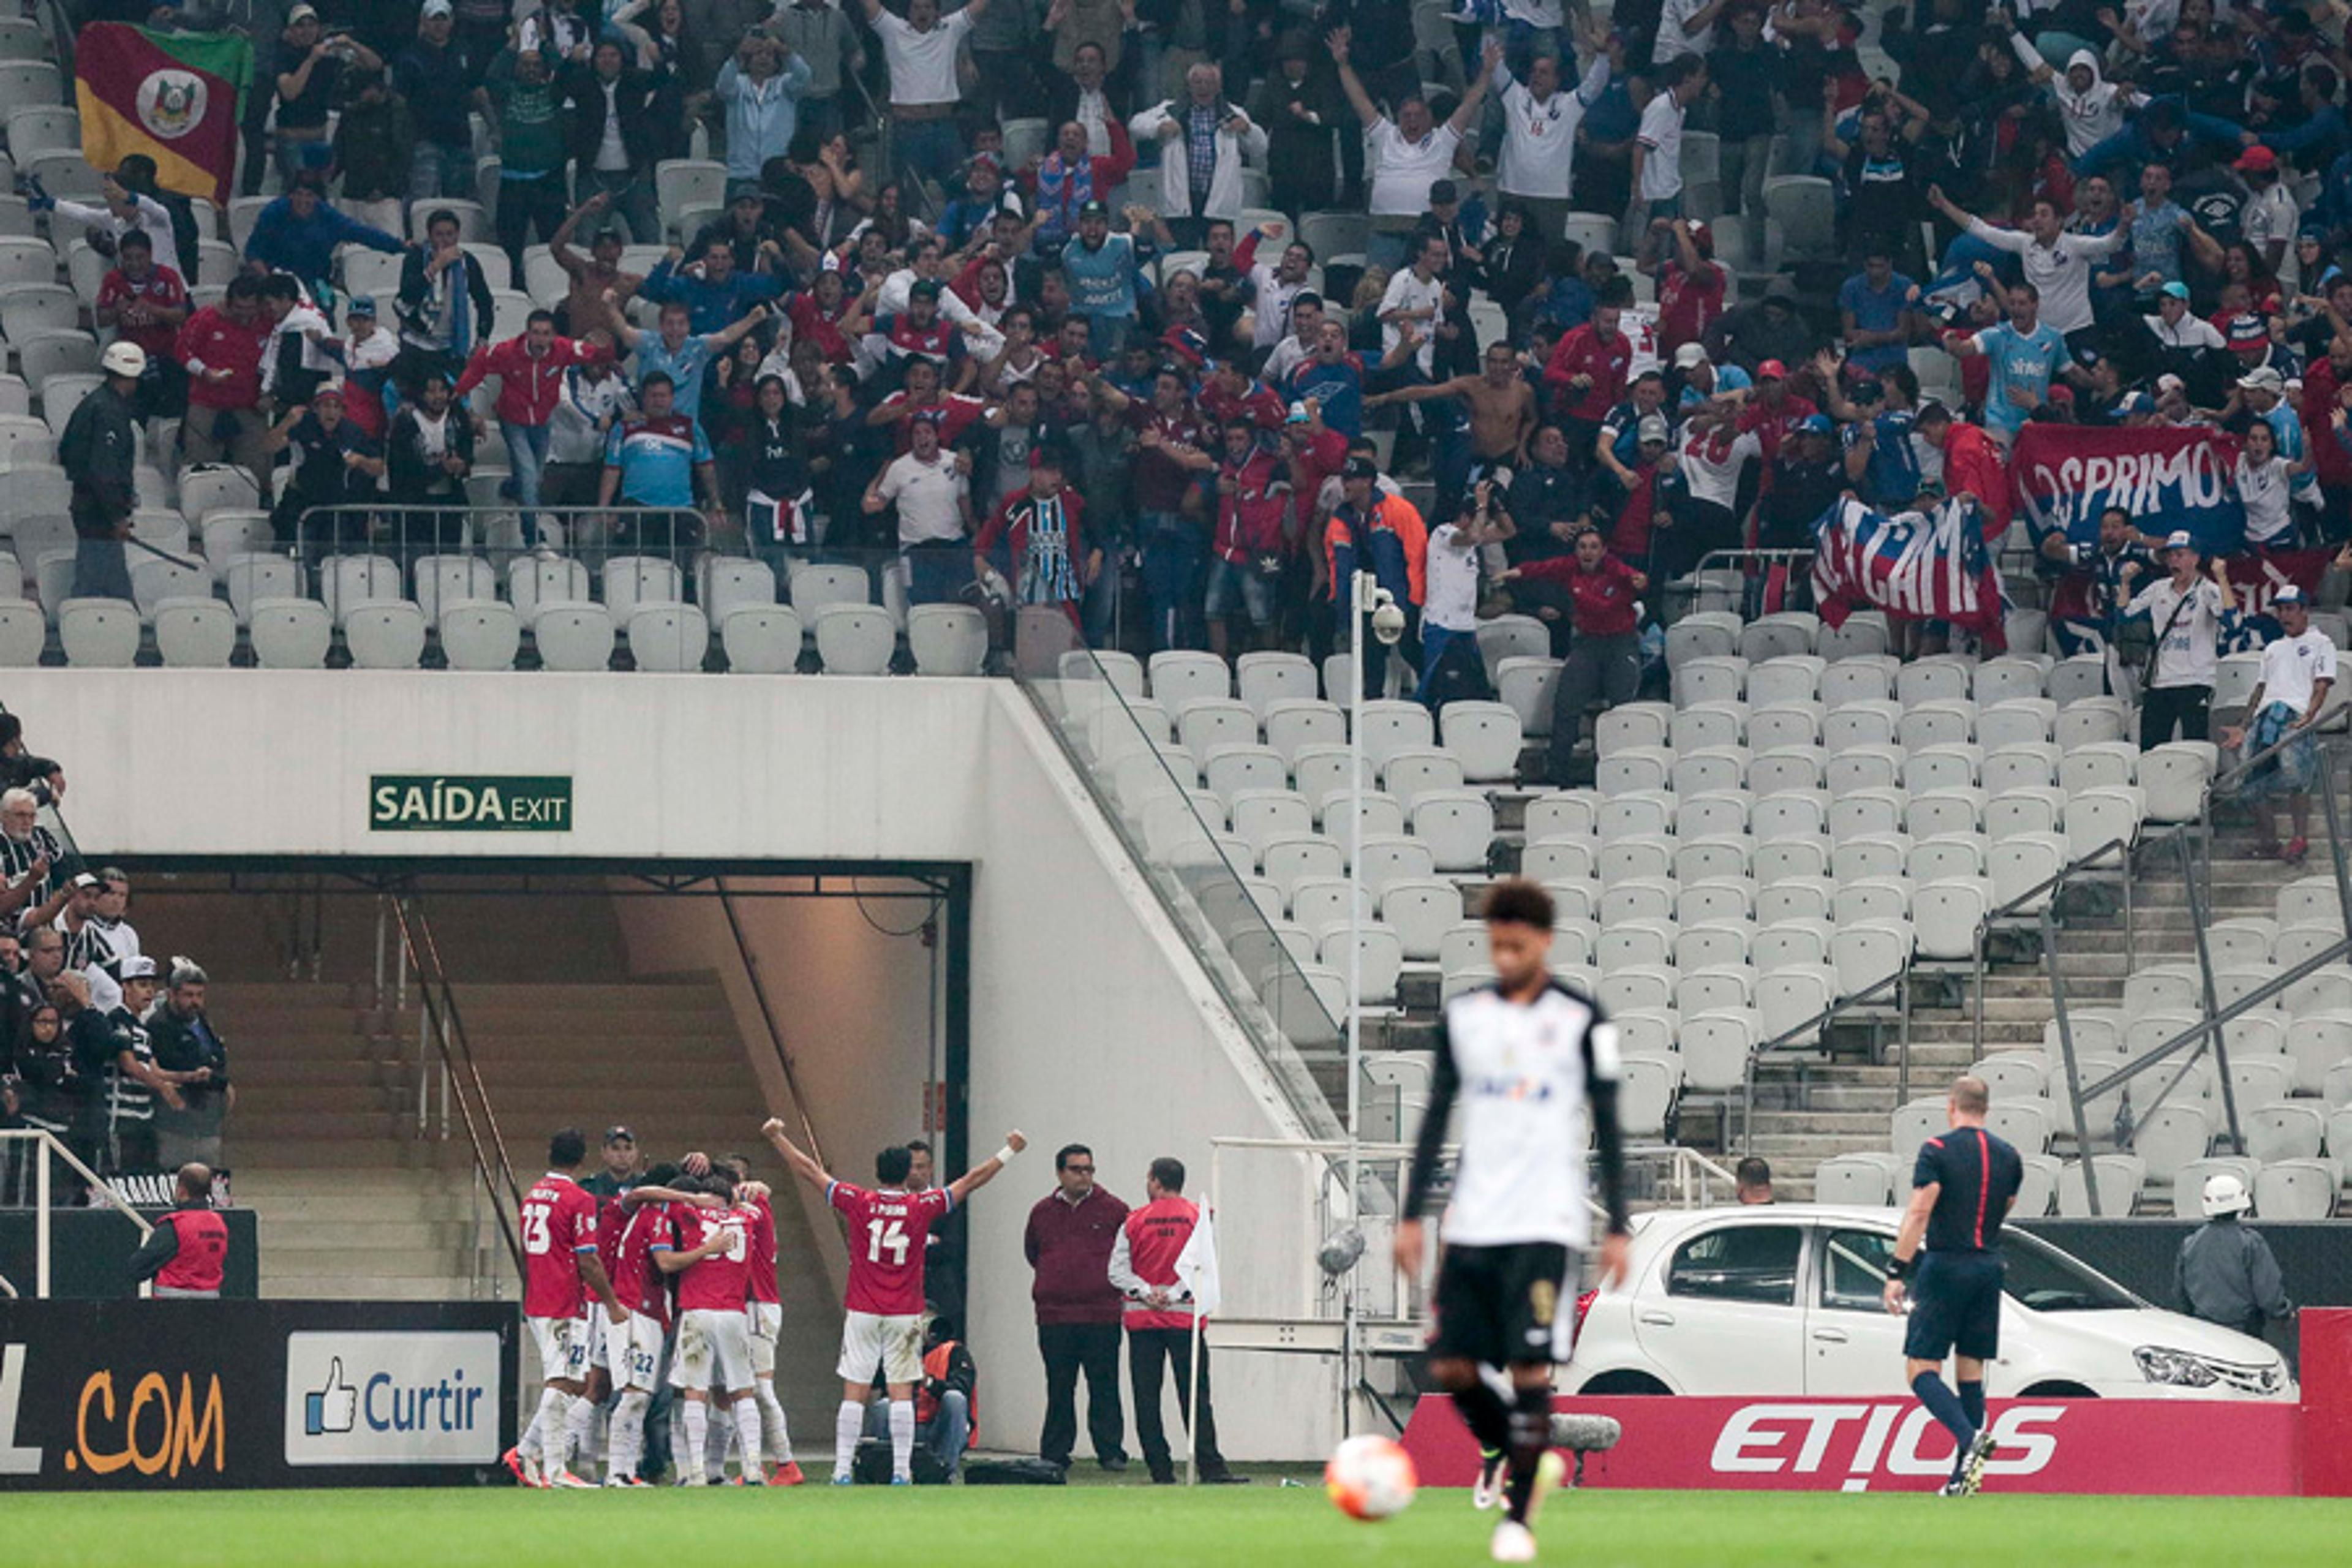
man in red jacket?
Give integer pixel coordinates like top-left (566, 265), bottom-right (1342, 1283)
top-left (129, 1163), bottom-right (228, 1298)
top-left (454, 308), bottom-right (609, 543)
top-left (1542, 301), bottom-right (1632, 472)
top-left (1508, 526), bottom-right (1649, 786)
top-left (1207, 420), bottom-right (1292, 659)
top-left (1023, 1143), bottom-right (1131, 1473)
top-left (1108, 1156), bottom-right (1242, 1486)
top-left (174, 274), bottom-right (271, 484)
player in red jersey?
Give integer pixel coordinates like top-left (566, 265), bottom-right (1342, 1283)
top-left (731, 1153), bottom-right (805, 1485)
top-left (594, 1164), bottom-right (717, 1486)
top-left (763, 1118), bottom-right (1026, 1485)
top-left (505, 1128), bottom-right (624, 1490)
top-left (658, 1163), bottom-right (768, 1485)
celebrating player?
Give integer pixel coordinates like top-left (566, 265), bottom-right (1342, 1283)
top-left (1883, 1075), bottom-right (2024, 1497)
top-left (657, 1163), bottom-right (767, 1485)
top-left (763, 1118), bottom-right (1026, 1485)
top-left (506, 1128), bottom-right (626, 1490)
top-left (734, 1161), bottom-right (806, 1483)
top-left (1395, 880), bottom-right (1630, 1564)
top-left (595, 1163), bottom-right (715, 1486)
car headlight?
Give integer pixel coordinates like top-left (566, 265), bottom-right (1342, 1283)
top-left (2135, 1346), bottom-right (2285, 1393)
top-left (2135, 1347), bottom-right (2221, 1387)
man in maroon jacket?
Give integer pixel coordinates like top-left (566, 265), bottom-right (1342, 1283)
top-left (130, 1163), bottom-right (228, 1298)
top-left (1022, 1143), bottom-right (1131, 1473)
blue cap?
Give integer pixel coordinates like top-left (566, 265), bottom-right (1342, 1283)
top-left (1796, 414), bottom-right (1834, 436)
top-left (2160, 281), bottom-right (2190, 301)
top-left (345, 293), bottom-right (375, 317)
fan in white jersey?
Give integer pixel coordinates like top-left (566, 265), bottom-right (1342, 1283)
top-left (1395, 878), bottom-right (1629, 1565)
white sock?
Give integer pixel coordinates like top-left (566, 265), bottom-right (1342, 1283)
top-left (733, 1398), bottom-right (763, 1476)
top-left (519, 1406), bottom-right (543, 1456)
top-left (709, 1411), bottom-right (733, 1482)
top-left (682, 1400), bottom-right (710, 1481)
top-left (561, 1395), bottom-right (598, 1475)
top-left (889, 1399), bottom-right (915, 1482)
top-left (609, 1390), bottom-right (650, 1480)
top-left (755, 1379), bottom-right (793, 1463)
top-left (522, 1388), bottom-right (571, 1461)
top-left (834, 1400), bottom-right (864, 1479)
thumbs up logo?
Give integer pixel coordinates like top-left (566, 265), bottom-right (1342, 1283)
top-left (304, 1359), bottom-right (358, 1436)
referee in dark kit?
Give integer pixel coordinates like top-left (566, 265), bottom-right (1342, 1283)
top-left (1882, 1074), bottom-right (2022, 1497)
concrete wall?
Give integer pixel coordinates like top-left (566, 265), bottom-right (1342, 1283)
top-left (8, 672), bottom-right (1338, 1457)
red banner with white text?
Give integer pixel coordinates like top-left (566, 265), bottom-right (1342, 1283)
top-left (1400, 1395), bottom-right (2302, 1495)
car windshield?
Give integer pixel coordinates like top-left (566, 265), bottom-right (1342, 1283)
top-left (2002, 1230), bottom-right (2144, 1312)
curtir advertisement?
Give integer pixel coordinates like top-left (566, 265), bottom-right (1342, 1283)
top-left (0, 1300), bottom-right (517, 1490)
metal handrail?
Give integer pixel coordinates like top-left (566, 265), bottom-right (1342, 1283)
top-left (290, 503), bottom-right (756, 567)
top-left (2077, 932), bottom-right (2352, 1105)
top-left (0, 1129), bottom-right (154, 1298)
top-left (2210, 696), bottom-right (2350, 793)
top-left (386, 895), bottom-right (525, 1281)
top-left (1968, 834), bottom-right (2132, 1059)
top-left (1737, 967), bottom-right (1905, 1157)
top-left (715, 878), bottom-right (827, 1169)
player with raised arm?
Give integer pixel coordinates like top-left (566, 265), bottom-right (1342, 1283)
top-left (656, 1162), bottom-right (767, 1485)
top-left (1395, 879), bottom-right (1630, 1564)
top-left (505, 1128), bottom-right (625, 1490)
top-left (764, 1118), bottom-right (1026, 1485)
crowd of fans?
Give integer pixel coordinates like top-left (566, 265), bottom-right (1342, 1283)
top-left (0, 716), bottom-right (230, 1200)
top-left (42, 1), bottom-right (2352, 711)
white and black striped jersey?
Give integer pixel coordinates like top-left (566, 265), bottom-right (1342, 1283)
top-left (1404, 977), bottom-right (1630, 1249)
top-left (0, 826), bottom-right (61, 903)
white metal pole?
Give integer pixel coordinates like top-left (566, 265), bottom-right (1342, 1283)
top-left (1344, 568), bottom-right (1369, 1441)
top-left (34, 1137), bottom-right (49, 1299)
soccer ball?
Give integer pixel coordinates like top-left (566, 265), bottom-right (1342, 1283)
top-left (1324, 1434), bottom-right (1419, 1521)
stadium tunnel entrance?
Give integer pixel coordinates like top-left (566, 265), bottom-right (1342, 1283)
top-left (113, 857), bottom-right (968, 1438)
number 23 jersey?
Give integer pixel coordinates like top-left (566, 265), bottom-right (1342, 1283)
top-left (828, 1182), bottom-right (953, 1316)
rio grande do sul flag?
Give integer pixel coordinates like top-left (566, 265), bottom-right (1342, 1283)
top-left (74, 24), bottom-right (252, 206)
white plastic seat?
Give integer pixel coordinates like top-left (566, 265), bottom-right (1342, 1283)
top-left (533, 601), bottom-right (616, 671)
top-left (2065, 787), bottom-right (2143, 867)
top-left (625, 602), bottom-right (709, 672)
top-left (1235, 650), bottom-right (1319, 715)
top-left (1988, 832), bottom-right (2068, 918)
top-left (1832, 920), bottom-right (1910, 1001)
top-left (1896, 655), bottom-right (1973, 707)
top-left (1260, 837), bottom-right (1344, 899)
top-left (1820, 657), bottom-right (1895, 707)
top-left (1596, 747), bottom-right (1672, 796)
top-left (129, 556), bottom-right (208, 620)
top-left (1671, 701), bottom-right (1746, 753)
top-left (2133, 1103), bottom-right (2212, 1185)
top-left (57, 596), bottom-right (138, 666)
top-left (344, 600), bottom-right (426, 669)
top-left (2055, 700), bottom-right (2132, 751)
top-left (1410, 791), bottom-right (1495, 873)
top-left (1746, 705), bottom-right (1821, 753)
top-left (1263, 698), bottom-right (1347, 762)
top-left (2171, 1156), bottom-right (2261, 1219)
top-left (2139, 741), bottom-right (2216, 824)
top-left (1757, 965), bottom-right (1836, 1047)
top-left (247, 597), bottom-right (330, 668)
top-left (1680, 1011), bottom-right (1758, 1092)
top-left (2248, 1101), bottom-right (2329, 1164)
top-left (789, 561), bottom-right (872, 614)
top-left (1382, 746), bottom-right (1465, 807)
top-left (1149, 649), bottom-right (1232, 709)
top-left (1358, 700), bottom-right (1437, 771)
top-left (1983, 742), bottom-right (2061, 794)
top-left (716, 604), bottom-right (803, 673)
top-left (1599, 791), bottom-right (1674, 840)
top-left (1520, 839), bottom-right (1596, 883)
top-left (2253, 1160), bottom-right (2339, 1219)
top-left (151, 597), bottom-right (233, 667)
top-left (1381, 879), bottom-right (1463, 961)
top-left (1441, 700), bottom-right (1523, 782)
top-left (907, 603), bottom-right (986, 676)
top-left (2056, 1155), bottom-right (2146, 1216)
top-left (1231, 791), bottom-right (1313, 858)
top-left (1180, 698), bottom-right (1260, 763)
top-left (2015, 1155), bottom-right (2062, 1218)
top-left (812, 603), bottom-right (895, 674)
top-left (1984, 787), bottom-right (2066, 839)
top-left (1316, 922), bottom-right (1404, 1006)
top-left (1815, 1154), bottom-right (1897, 1206)
top-left (1911, 881), bottom-right (1989, 963)
top-left (1495, 656), bottom-right (1561, 737)
top-left (1596, 701), bottom-right (1673, 754)
top-left (435, 601), bottom-right (521, 670)
top-left (1615, 1055), bottom-right (1678, 1137)
top-left (1977, 698), bottom-right (2057, 751)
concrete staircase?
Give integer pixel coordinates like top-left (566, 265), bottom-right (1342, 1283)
top-left (137, 888), bottom-right (846, 1436)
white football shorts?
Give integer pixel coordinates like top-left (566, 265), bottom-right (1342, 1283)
top-left (748, 1300), bottom-right (783, 1378)
top-left (669, 1307), bottom-right (753, 1393)
top-left (836, 1311), bottom-right (924, 1385)
top-left (527, 1314), bottom-right (589, 1385)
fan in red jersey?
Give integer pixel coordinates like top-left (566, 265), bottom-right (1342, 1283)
top-left (656, 1161), bottom-right (770, 1486)
top-left (503, 1128), bottom-right (625, 1490)
top-left (763, 1118), bottom-right (1026, 1486)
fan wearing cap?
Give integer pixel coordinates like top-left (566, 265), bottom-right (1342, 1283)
top-left (2143, 280), bottom-right (2226, 358)
top-left (582, 1126), bottom-right (645, 1200)
top-left (1326, 456), bottom-right (1429, 696)
top-left (2234, 145), bottom-right (2299, 277)
top-left (96, 952), bottom-right (187, 1174)
top-left (57, 339), bottom-right (145, 602)
top-left (1732, 355), bottom-right (1820, 452)
top-left (1759, 412), bottom-right (1849, 563)
top-left (258, 383), bottom-right (385, 559)
top-left (2222, 582), bottom-right (2337, 863)
top-left (2119, 530), bottom-right (2238, 747)
top-left (2237, 364), bottom-right (2324, 513)
top-left (1670, 340), bottom-right (1751, 410)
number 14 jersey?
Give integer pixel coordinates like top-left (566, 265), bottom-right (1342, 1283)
top-left (827, 1182), bottom-right (953, 1316)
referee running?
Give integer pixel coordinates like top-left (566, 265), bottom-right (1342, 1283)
top-left (1882, 1075), bottom-right (2023, 1497)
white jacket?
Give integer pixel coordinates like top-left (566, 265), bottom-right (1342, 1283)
top-left (1128, 99), bottom-right (1267, 222)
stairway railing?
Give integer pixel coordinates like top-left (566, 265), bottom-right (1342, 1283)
top-left (386, 894), bottom-right (524, 1290)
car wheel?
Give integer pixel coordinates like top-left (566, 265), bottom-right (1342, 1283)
top-left (2018, 1381), bottom-right (2098, 1398)
top-left (1576, 1370), bottom-right (1672, 1395)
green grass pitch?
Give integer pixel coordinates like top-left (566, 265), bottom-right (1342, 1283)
top-left (9, 1479), bottom-right (2349, 1566)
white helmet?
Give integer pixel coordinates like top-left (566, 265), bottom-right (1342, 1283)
top-left (2201, 1171), bottom-right (2252, 1218)
top-left (100, 341), bottom-right (147, 379)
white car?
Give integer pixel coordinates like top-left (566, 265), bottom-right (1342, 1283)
top-left (1564, 1205), bottom-right (2294, 1401)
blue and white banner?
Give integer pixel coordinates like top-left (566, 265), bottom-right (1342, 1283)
top-left (2011, 424), bottom-right (2247, 556)
top-left (1811, 495), bottom-right (2008, 642)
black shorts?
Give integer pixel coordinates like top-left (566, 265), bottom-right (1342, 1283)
top-left (1429, 1242), bottom-right (1577, 1367)
top-left (1904, 1251), bottom-right (2005, 1362)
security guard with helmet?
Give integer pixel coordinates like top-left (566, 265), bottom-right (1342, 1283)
top-left (2177, 1172), bottom-right (2294, 1338)
top-left (59, 339), bottom-right (148, 601)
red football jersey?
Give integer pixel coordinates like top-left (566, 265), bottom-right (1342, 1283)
top-left (674, 1206), bottom-right (754, 1314)
top-left (521, 1173), bottom-right (600, 1319)
top-left (829, 1182), bottom-right (952, 1316)
top-left (611, 1199), bottom-right (680, 1327)
top-left (744, 1196), bottom-right (780, 1306)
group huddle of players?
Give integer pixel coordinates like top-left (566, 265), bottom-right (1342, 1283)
top-left (500, 1118), bottom-right (1025, 1488)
